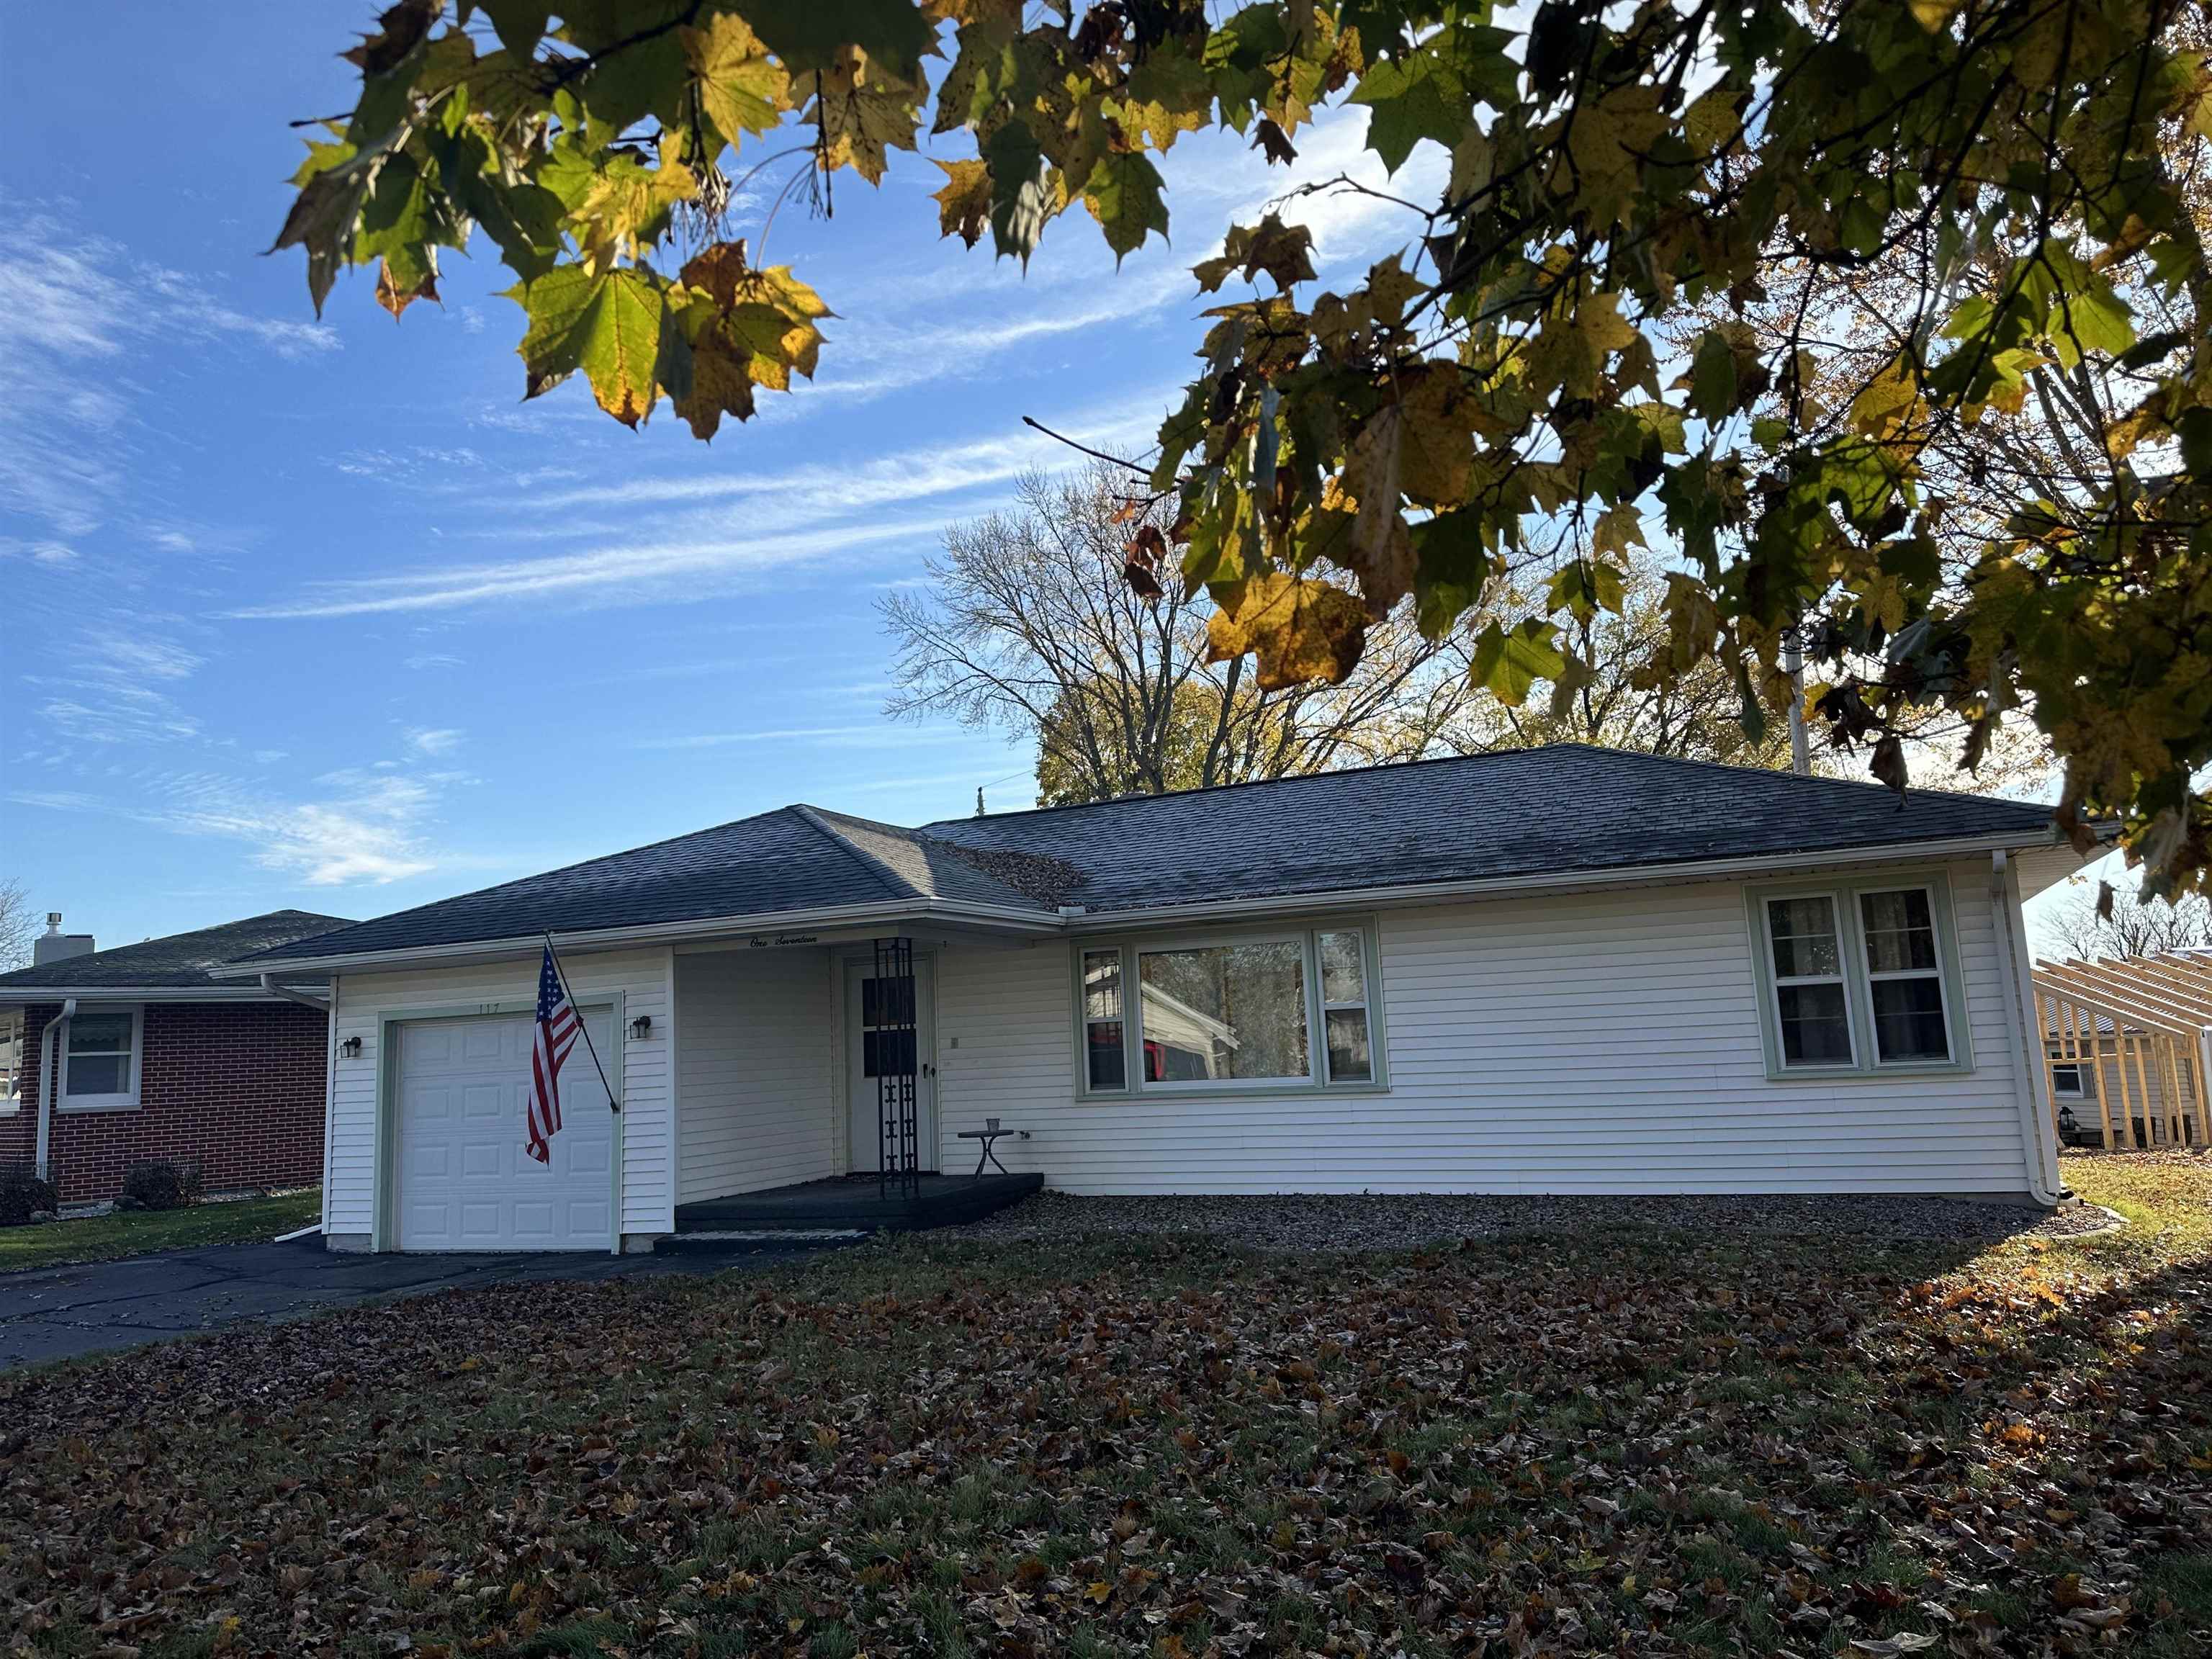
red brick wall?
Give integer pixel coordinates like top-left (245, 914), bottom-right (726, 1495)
top-left (0, 1000), bottom-right (327, 1205)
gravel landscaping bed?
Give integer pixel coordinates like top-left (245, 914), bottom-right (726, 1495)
top-left (951, 1187), bottom-right (2116, 1251)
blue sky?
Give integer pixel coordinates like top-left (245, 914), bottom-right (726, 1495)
top-left (1, 5), bottom-right (2102, 955)
top-left (1, 3), bottom-right (1448, 948)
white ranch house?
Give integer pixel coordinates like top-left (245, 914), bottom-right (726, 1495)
top-left (223, 747), bottom-right (2093, 1252)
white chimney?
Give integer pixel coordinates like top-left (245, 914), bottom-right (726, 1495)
top-left (32, 912), bottom-right (95, 967)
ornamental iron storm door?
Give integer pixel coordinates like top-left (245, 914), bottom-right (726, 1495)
top-left (867, 938), bottom-right (921, 1200)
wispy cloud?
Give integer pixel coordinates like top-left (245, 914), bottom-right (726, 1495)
top-left (0, 200), bottom-right (338, 539)
top-left (638, 723), bottom-right (975, 751)
top-left (27, 628), bottom-right (208, 746)
top-left (140, 266), bottom-right (341, 360)
top-left (10, 764), bottom-right (450, 887)
top-left (228, 513), bottom-right (944, 619)
top-left (405, 726), bottom-right (465, 756)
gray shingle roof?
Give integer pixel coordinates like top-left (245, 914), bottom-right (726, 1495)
top-left (242, 806), bottom-right (1054, 965)
top-left (0, 910), bottom-right (355, 993)
top-left (238, 747), bottom-right (2058, 966)
top-left (922, 745), bottom-right (2059, 913)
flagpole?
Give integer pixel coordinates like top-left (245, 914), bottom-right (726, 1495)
top-left (543, 931), bottom-right (621, 1113)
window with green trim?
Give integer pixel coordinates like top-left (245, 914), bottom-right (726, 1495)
top-left (1748, 876), bottom-right (1969, 1078)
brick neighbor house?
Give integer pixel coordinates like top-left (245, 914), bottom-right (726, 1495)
top-left (0, 910), bottom-right (351, 1205)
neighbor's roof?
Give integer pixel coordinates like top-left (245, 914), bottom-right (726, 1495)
top-left (0, 910), bottom-right (355, 994)
top-left (235, 747), bottom-right (2059, 968)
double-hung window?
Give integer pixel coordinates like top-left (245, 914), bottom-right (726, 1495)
top-left (1764, 895), bottom-right (1856, 1066)
top-left (1858, 889), bottom-right (1951, 1062)
top-left (1749, 876), bottom-right (1969, 1079)
top-left (1076, 924), bottom-right (1384, 1095)
top-left (0, 1010), bottom-right (21, 1113)
top-left (63, 1008), bottom-right (142, 1110)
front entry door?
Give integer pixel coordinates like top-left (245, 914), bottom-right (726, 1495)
top-left (845, 957), bottom-right (936, 1173)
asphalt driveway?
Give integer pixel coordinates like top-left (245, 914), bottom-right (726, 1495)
top-left (0, 1236), bottom-right (831, 1371)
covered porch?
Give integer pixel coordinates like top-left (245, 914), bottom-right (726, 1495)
top-left (670, 924), bottom-right (1053, 1231)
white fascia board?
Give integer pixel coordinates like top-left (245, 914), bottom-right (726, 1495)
top-left (0, 986), bottom-right (295, 1005)
top-left (1069, 829), bottom-right (2071, 931)
top-left (203, 896), bottom-right (1063, 979)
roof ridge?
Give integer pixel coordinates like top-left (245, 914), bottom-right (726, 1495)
top-left (1542, 741), bottom-right (2053, 814)
top-left (789, 804), bottom-right (925, 902)
top-left (922, 742), bottom-right (2051, 829)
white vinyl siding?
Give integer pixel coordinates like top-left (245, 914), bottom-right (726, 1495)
top-left (935, 859), bottom-right (2035, 1196)
top-left (675, 948), bottom-right (836, 1202)
top-left (325, 948), bottom-right (671, 1244)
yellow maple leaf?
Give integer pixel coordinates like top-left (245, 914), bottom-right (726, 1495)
top-left (1207, 572), bottom-right (1370, 688)
top-left (930, 158), bottom-right (990, 248)
top-left (683, 12), bottom-right (791, 147)
top-left (806, 48), bottom-right (923, 186)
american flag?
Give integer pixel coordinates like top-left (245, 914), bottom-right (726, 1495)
top-left (528, 943), bottom-right (582, 1164)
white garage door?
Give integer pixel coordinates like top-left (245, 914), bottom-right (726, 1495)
top-left (394, 1011), bottom-right (616, 1251)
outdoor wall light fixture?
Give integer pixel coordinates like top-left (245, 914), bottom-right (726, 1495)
top-left (339, 1035), bottom-right (364, 1058)
top-left (630, 1015), bottom-right (653, 1040)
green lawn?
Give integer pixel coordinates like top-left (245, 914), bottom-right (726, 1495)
top-left (0, 1188), bottom-right (320, 1272)
top-left (1, 1156), bottom-right (2206, 1658)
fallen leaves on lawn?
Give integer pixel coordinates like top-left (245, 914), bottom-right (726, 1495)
top-left (0, 1154), bottom-right (2207, 1656)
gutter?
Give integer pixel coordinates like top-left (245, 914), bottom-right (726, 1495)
top-left (0, 986), bottom-right (310, 1005)
top-left (1989, 850), bottom-right (2067, 1208)
top-left (35, 998), bottom-right (75, 1184)
top-left (207, 895), bottom-right (1066, 979)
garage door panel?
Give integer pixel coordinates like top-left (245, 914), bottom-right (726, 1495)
top-left (394, 1011), bottom-right (616, 1251)
top-left (462, 1082), bottom-right (507, 1120)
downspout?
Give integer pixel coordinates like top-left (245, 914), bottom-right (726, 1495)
top-left (1990, 850), bottom-right (2066, 1206)
top-left (35, 998), bottom-right (76, 1184)
top-left (261, 974), bottom-right (335, 1239)
top-left (258, 973), bottom-right (330, 1013)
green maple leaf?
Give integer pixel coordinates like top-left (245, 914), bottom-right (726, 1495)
top-left (1350, 25), bottom-right (1516, 174)
top-left (985, 122), bottom-right (1053, 267)
top-left (1083, 153), bottom-right (1170, 263)
top-left (739, 0), bottom-right (934, 78)
top-left (509, 263), bottom-right (681, 428)
top-left (475, 0), bottom-right (551, 56)
top-left (1470, 618), bottom-right (1568, 706)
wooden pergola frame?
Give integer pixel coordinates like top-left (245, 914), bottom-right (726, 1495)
top-left (2031, 952), bottom-right (2212, 1150)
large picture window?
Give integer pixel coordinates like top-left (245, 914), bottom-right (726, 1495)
top-left (1076, 925), bottom-right (1383, 1094)
top-left (1138, 940), bottom-right (1309, 1082)
top-left (1748, 877), bottom-right (1967, 1079)
top-left (63, 1007), bottom-right (142, 1110)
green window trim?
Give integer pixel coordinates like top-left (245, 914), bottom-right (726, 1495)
top-left (1071, 920), bottom-right (1390, 1101)
top-left (1744, 871), bottom-right (1975, 1082)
